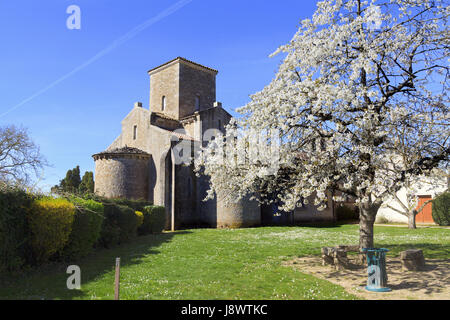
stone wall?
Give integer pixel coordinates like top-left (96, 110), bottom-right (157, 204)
top-left (179, 63), bottom-right (217, 119)
top-left (174, 164), bottom-right (198, 228)
top-left (216, 193), bottom-right (261, 228)
top-left (149, 58), bottom-right (218, 121)
top-left (294, 192), bottom-right (335, 222)
top-left (200, 106), bottom-right (231, 139)
top-left (149, 62), bottom-right (180, 119)
top-left (94, 155), bottom-right (150, 200)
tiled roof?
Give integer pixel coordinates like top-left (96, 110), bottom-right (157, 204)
top-left (152, 112), bottom-right (179, 122)
top-left (93, 146), bottom-right (151, 159)
top-left (148, 57), bottom-right (218, 74)
top-left (171, 131), bottom-right (197, 141)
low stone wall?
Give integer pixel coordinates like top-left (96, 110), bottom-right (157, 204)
top-left (216, 194), bottom-right (261, 228)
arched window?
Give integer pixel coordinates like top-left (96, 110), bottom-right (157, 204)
top-left (162, 96), bottom-right (166, 111)
top-left (195, 95), bottom-right (200, 111)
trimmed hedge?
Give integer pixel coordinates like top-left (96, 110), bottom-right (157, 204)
top-left (135, 211), bottom-right (144, 228)
top-left (108, 199), bottom-right (152, 212)
top-left (60, 198), bottom-right (104, 261)
top-left (84, 194), bottom-right (151, 212)
top-left (139, 206), bottom-right (166, 235)
top-left (1, 181), bottom-right (164, 272)
top-left (28, 198), bottom-right (75, 264)
top-left (432, 192), bottom-right (450, 226)
top-left (98, 204), bottom-right (139, 248)
top-left (0, 186), bottom-right (34, 272)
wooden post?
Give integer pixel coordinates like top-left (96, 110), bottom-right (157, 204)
top-left (114, 257), bottom-right (120, 300)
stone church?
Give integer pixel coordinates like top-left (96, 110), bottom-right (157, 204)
top-left (93, 57), bottom-right (335, 230)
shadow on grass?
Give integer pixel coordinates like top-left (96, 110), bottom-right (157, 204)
top-left (381, 243), bottom-right (450, 260)
top-left (385, 258), bottom-right (450, 294)
top-left (262, 221), bottom-right (359, 229)
top-left (0, 231), bottom-right (192, 300)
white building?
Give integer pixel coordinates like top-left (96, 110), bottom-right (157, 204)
top-left (377, 174), bottom-right (448, 224)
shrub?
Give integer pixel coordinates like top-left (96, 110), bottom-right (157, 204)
top-left (139, 206), bottom-right (166, 235)
top-left (83, 194), bottom-right (151, 212)
top-left (60, 198), bottom-right (104, 261)
top-left (135, 211), bottom-right (144, 227)
top-left (336, 204), bottom-right (359, 221)
top-left (98, 204), bottom-right (139, 248)
top-left (109, 199), bottom-right (151, 212)
top-left (98, 224), bottom-right (121, 248)
top-left (28, 197), bottom-right (75, 264)
top-left (0, 186), bottom-right (34, 272)
top-left (432, 192), bottom-right (450, 226)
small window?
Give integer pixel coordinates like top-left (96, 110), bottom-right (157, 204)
top-left (195, 95), bottom-right (200, 111)
top-left (133, 125), bottom-right (137, 140)
top-left (218, 119), bottom-right (222, 129)
top-left (162, 96), bottom-right (166, 111)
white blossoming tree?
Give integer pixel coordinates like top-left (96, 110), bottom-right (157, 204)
top-left (196, 0), bottom-right (449, 249)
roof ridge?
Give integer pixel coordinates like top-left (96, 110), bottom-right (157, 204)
top-left (148, 57), bottom-right (218, 74)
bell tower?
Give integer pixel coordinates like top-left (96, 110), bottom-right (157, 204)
top-left (148, 57), bottom-right (218, 120)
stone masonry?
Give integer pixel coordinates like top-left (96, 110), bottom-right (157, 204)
top-left (93, 57), bottom-right (335, 230)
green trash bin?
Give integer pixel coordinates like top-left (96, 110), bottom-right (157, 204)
top-left (362, 248), bottom-right (391, 292)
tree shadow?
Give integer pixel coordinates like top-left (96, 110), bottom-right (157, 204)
top-left (381, 243), bottom-right (450, 260)
top-left (0, 231), bottom-right (192, 300)
top-left (385, 258), bottom-right (450, 295)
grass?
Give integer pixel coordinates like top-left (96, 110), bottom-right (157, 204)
top-left (0, 224), bottom-right (448, 300)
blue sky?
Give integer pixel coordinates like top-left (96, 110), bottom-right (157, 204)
top-left (0, 0), bottom-right (319, 191)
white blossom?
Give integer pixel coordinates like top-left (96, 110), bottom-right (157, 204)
top-left (195, 0), bottom-right (449, 246)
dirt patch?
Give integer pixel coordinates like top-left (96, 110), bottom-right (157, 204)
top-left (284, 256), bottom-right (450, 300)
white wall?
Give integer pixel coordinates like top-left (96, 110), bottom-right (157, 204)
top-left (377, 175), bottom-right (448, 223)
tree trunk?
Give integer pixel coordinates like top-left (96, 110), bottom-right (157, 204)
top-left (408, 210), bottom-right (417, 229)
top-left (359, 203), bottom-right (380, 249)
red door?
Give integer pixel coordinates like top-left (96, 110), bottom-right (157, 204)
top-left (416, 195), bottom-right (434, 224)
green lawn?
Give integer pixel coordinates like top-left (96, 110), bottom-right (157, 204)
top-left (0, 224), bottom-right (448, 300)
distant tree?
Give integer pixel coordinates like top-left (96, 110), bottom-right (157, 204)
top-left (64, 166), bottom-right (81, 193)
top-left (53, 166), bottom-right (87, 194)
top-left (79, 171), bottom-right (94, 194)
top-left (0, 125), bottom-right (47, 185)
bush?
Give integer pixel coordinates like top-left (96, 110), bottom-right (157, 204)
top-left (84, 194), bottom-right (151, 212)
top-left (98, 204), bottom-right (139, 248)
top-left (336, 204), bottom-right (359, 221)
top-left (108, 199), bottom-right (152, 212)
top-left (432, 192), bottom-right (450, 226)
top-left (28, 197), bottom-right (75, 264)
top-left (135, 211), bottom-right (144, 227)
top-left (0, 186), bottom-right (34, 272)
top-left (60, 198), bottom-right (104, 261)
top-left (139, 206), bottom-right (166, 235)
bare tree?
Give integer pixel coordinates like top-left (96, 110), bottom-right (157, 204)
top-left (382, 170), bottom-right (449, 229)
top-left (0, 125), bottom-right (47, 185)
